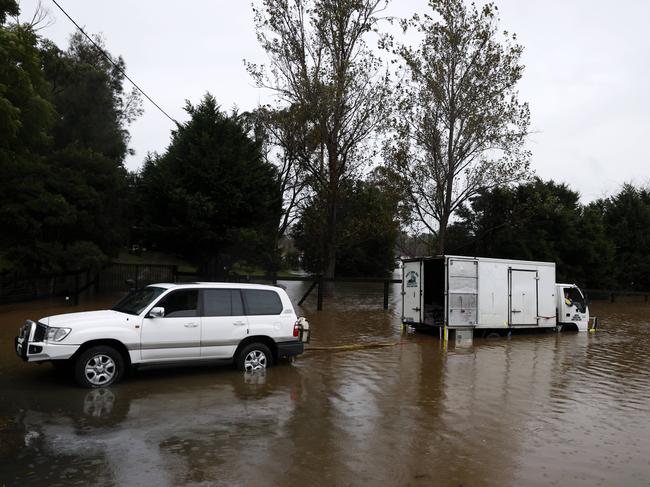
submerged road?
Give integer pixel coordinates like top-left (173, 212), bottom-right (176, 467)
top-left (1, 283), bottom-right (649, 486)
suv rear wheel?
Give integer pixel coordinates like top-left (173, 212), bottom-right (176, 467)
top-left (74, 345), bottom-right (124, 388)
top-left (236, 343), bottom-right (273, 372)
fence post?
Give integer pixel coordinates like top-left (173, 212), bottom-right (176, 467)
top-left (317, 276), bottom-right (324, 311)
top-left (383, 280), bottom-right (389, 309)
top-left (173, 265), bottom-right (178, 283)
top-left (134, 264), bottom-right (140, 289)
top-left (297, 280), bottom-right (318, 307)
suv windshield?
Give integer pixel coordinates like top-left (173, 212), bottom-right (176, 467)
top-left (112, 287), bottom-right (166, 315)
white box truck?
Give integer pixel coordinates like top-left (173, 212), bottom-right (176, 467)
top-left (401, 255), bottom-right (591, 337)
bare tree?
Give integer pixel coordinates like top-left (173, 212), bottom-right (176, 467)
top-left (247, 0), bottom-right (390, 277)
top-left (385, 0), bottom-right (530, 254)
top-left (15, 0), bottom-right (54, 31)
top-left (248, 106), bottom-right (310, 245)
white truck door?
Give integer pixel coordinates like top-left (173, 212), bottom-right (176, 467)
top-left (402, 261), bottom-right (422, 324)
top-left (447, 258), bottom-right (478, 327)
top-left (509, 269), bottom-right (538, 325)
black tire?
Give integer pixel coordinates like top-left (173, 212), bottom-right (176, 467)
top-left (235, 342), bottom-right (273, 372)
top-left (485, 331), bottom-right (501, 339)
top-left (74, 346), bottom-right (125, 388)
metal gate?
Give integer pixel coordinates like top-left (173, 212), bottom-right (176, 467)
top-left (99, 263), bottom-right (177, 292)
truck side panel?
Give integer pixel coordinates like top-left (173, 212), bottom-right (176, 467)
top-left (476, 259), bottom-right (557, 329)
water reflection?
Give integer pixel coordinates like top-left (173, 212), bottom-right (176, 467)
top-left (1, 291), bottom-right (650, 485)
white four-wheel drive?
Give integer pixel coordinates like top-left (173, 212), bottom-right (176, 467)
top-left (15, 283), bottom-right (310, 388)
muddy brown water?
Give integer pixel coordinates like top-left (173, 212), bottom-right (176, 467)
top-left (1, 283), bottom-right (649, 486)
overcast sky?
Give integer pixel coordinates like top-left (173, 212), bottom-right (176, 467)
top-left (18, 0), bottom-right (650, 202)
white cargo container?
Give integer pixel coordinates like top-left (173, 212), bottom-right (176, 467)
top-left (401, 255), bottom-right (590, 337)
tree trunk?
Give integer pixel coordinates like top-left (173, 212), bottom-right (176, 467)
top-left (436, 213), bottom-right (449, 255)
top-left (324, 188), bottom-right (338, 278)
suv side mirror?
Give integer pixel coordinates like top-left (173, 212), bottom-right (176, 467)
top-left (148, 307), bottom-right (165, 318)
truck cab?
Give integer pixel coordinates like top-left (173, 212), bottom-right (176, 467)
top-left (555, 283), bottom-right (589, 331)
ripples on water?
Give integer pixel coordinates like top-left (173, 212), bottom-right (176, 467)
top-left (1, 285), bottom-right (649, 486)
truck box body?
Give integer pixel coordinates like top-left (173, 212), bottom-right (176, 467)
top-left (402, 255), bottom-right (558, 330)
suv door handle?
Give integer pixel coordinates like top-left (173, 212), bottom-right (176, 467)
top-left (233, 321), bottom-right (246, 326)
top-left (184, 322), bottom-right (198, 328)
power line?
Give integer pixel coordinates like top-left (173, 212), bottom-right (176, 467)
top-left (50, 0), bottom-right (179, 125)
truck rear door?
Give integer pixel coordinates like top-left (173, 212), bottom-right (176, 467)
top-left (402, 261), bottom-right (422, 324)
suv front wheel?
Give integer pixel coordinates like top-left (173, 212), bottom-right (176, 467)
top-left (74, 345), bottom-right (124, 388)
top-left (236, 343), bottom-right (273, 372)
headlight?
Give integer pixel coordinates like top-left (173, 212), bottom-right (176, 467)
top-left (46, 327), bottom-right (71, 342)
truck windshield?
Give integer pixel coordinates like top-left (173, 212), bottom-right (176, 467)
top-left (565, 287), bottom-right (586, 313)
top-left (112, 287), bottom-right (166, 315)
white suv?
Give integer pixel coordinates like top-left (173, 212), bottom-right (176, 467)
top-left (15, 283), bottom-right (310, 388)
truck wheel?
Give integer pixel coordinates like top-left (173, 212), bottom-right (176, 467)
top-left (74, 346), bottom-right (124, 388)
top-left (236, 343), bottom-right (273, 372)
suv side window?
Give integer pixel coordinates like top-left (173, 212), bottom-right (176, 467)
top-left (156, 290), bottom-right (198, 317)
top-left (243, 290), bottom-right (283, 315)
top-left (202, 289), bottom-right (244, 316)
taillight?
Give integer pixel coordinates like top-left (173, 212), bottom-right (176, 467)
top-left (293, 321), bottom-right (300, 337)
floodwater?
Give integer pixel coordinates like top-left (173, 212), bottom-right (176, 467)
top-left (1, 283), bottom-right (650, 486)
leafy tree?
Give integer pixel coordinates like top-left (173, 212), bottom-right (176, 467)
top-left (42, 33), bottom-right (142, 159)
top-left (385, 0), bottom-right (530, 254)
top-left (0, 0), bottom-right (18, 23)
top-left (0, 12), bottom-right (57, 272)
top-left (0, 21), bottom-right (142, 273)
top-left (450, 178), bottom-right (615, 288)
top-left (38, 33), bottom-right (143, 267)
top-left (293, 171), bottom-right (400, 277)
top-left (600, 184), bottom-right (650, 290)
top-left (248, 0), bottom-right (390, 277)
top-left (139, 94), bottom-right (282, 275)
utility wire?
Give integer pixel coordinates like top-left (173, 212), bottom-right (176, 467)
top-left (50, 0), bottom-right (179, 125)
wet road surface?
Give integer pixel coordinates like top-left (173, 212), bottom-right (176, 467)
top-left (1, 283), bottom-right (649, 486)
